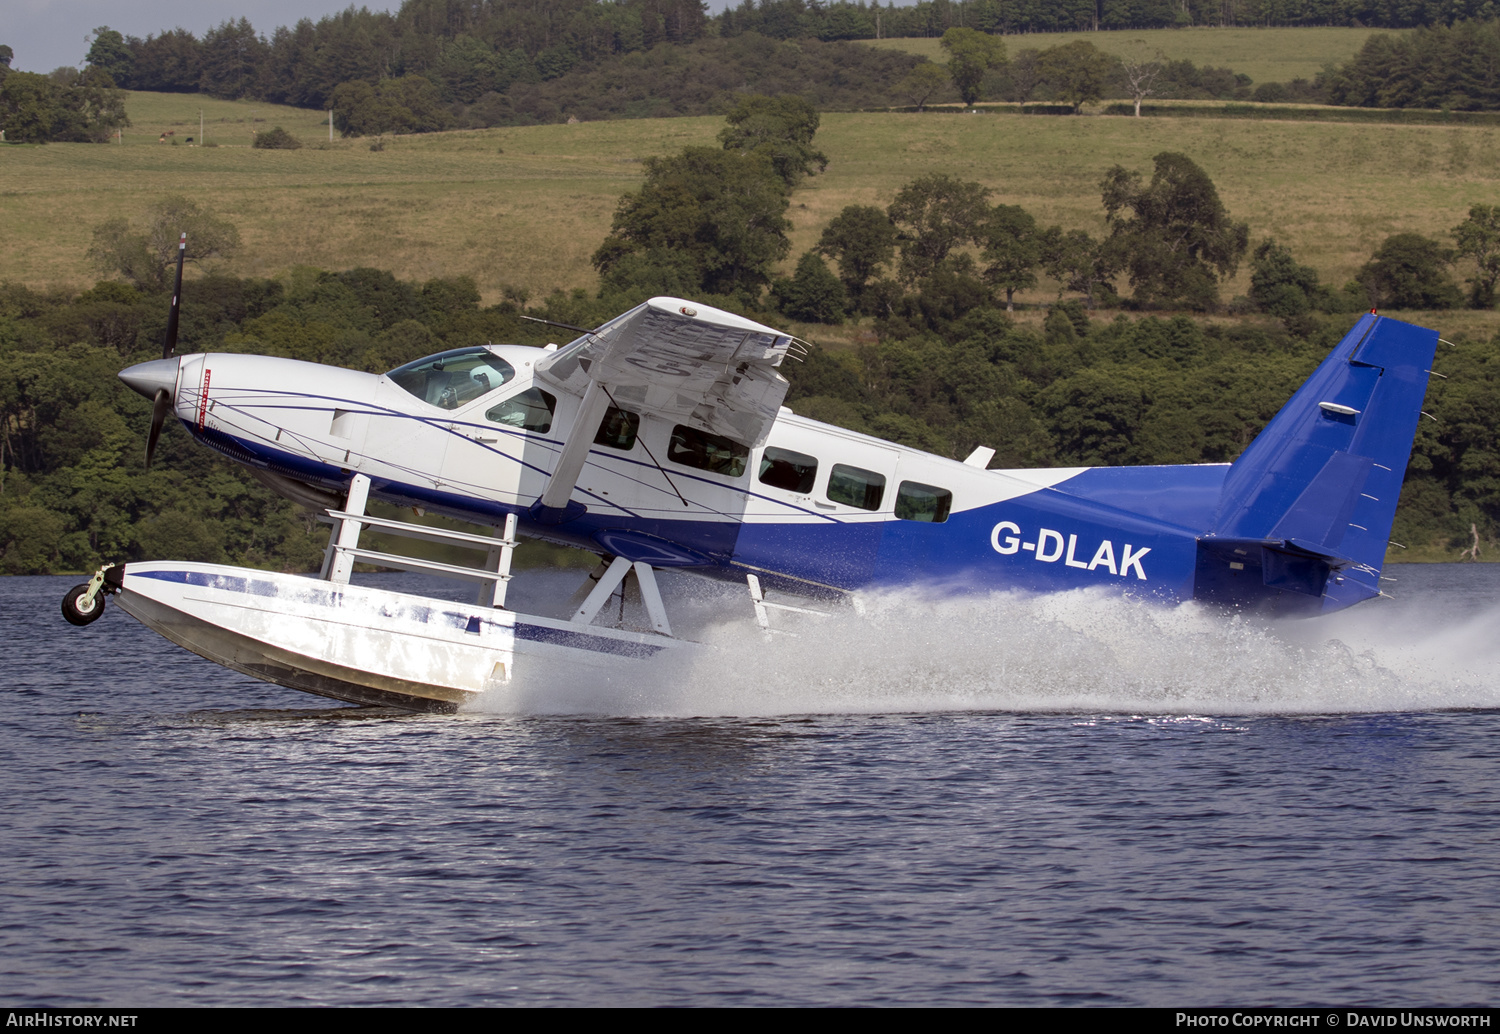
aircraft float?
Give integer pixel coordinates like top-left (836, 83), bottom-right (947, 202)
top-left (61, 236), bottom-right (1440, 712)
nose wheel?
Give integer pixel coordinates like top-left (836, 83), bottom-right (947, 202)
top-left (61, 564), bottom-right (124, 626)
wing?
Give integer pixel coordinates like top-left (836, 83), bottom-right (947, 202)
top-left (534, 296), bottom-right (795, 448)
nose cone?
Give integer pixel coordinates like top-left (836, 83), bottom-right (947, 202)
top-left (119, 357), bottom-right (180, 401)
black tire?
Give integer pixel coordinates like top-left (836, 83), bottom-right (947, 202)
top-left (62, 584), bottom-right (105, 626)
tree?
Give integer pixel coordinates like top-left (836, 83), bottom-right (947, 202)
top-left (1250, 239), bottom-right (1322, 317)
top-left (124, 29), bottom-right (202, 93)
top-left (717, 94), bottom-right (827, 189)
top-left (0, 66), bottom-right (126, 143)
top-left (1036, 40), bottom-right (1114, 113)
top-left (1101, 152), bottom-right (1249, 310)
top-left (593, 146), bottom-right (791, 298)
top-left (1118, 41), bottom-right (1165, 117)
top-left (1008, 48), bottom-right (1042, 107)
top-left (817, 205), bottom-right (897, 312)
top-left (1452, 205), bottom-right (1500, 309)
top-left (772, 251), bottom-right (847, 324)
top-left (940, 27), bottom-right (1004, 107)
top-left (332, 75), bottom-right (452, 136)
top-left (1037, 368), bottom-right (1146, 466)
top-left (59, 66), bottom-right (128, 141)
top-left (198, 18), bottom-right (267, 99)
top-left (909, 254), bottom-right (991, 329)
top-left (330, 81), bottom-right (387, 136)
top-left (1358, 233), bottom-right (1463, 310)
top-left (0, 72), bottom-right (64, 143)
top-left (887, 174), bottom-right (992, 284)
top-left (1043, 228), bottom-right (1121, 310)
top-left (981, 204), bottom-right (1042, 312)
top-left (86, 28), bottom-right (133, 84)
top-left (898, 61), bottom-right (949, 112)
top-left (253, 126), bottom-right (302, 150)
top-left (88, 197), bottom-right (240, 291)
top-left (438, 35), bottom-right (507, 103)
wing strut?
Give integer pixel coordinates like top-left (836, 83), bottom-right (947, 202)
top-left (532, 381), bottom-right (611, 523)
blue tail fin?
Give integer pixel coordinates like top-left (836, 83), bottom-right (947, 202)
top-left (1195, 314), bottom-right (1438, 612)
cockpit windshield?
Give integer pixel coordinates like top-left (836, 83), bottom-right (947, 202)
top-left (387, 348), bottom-right (516, 410)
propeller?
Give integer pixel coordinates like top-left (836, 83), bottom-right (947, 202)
top-left (144, 233), bottom-right (187, 470)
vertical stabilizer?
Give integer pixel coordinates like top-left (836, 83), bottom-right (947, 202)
top-left (1196, 315), bottom-right (1438, 612)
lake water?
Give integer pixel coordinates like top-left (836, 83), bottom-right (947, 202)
top-left (2, 565), bottom-right (1498, 1006)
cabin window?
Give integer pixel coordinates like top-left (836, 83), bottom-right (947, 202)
top-left (485, 388), bottom-right (556, 433)
top-left (668, 424), bottom-right (748, 478)
top-left (387, 348), bottom-right (516, 410)
top-left (594, 406), bottom-right (639, 451)
top-left (827, 464), bottom-right (886, 511)
top-left (759, 447), bottom-right (817, 493)
top-left (895, 481), bottom-right (953, 523)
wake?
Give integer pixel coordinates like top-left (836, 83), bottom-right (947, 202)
top-left (474, 576), bottom-right (1500, 717)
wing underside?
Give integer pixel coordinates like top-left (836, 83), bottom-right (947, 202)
top-left (534, 296), bottom-right (796, 448)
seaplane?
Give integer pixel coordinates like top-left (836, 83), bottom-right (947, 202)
top-left (62, 235), bottom-right (1439, 712)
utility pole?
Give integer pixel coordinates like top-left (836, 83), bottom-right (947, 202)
top-left (199, 108), bottom-right (204, 144)
top-left (328, 111), bottom-right (333, 143)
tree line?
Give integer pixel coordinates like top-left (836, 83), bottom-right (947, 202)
top-left (4, 2), bottom-right (1497, 143)
top-left (717, 0), bottom-right (1500, 37)
top-left (0, 26), bottom-right (1325, 143)
top-left (67, 0), bottom-right (1500, 114)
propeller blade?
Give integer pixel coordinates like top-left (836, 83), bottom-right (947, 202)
top-left (144, 233), bottom-right (187, 468)
top-left (145, 388), bottom-right (171, 469)
top-left (161, 232), bottom-right (186, 360)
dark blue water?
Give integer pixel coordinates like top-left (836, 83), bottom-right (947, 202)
top-left (3, 567), bottom-right (1499, 1006)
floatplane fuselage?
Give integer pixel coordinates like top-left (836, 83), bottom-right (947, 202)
top-left (88, 293), bottom-right (1437, 710)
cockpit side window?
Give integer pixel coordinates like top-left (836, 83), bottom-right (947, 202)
top-left (486, 388), bottom-right (557, 433)
top-left (387, 349), bottom-right (516, 410)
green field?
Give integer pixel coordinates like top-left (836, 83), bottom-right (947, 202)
top-left (4, 88), bottom-right (1499, 337)
top-left (111, 91), bottom-right (336, 144)
top-left (863, 27), bottom-right (1405, 86)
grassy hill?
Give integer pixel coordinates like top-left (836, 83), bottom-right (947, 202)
top-left (4, 87), bottom-right (1498, 337)
top-left (862, 27), bottom-right (1406, 87)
